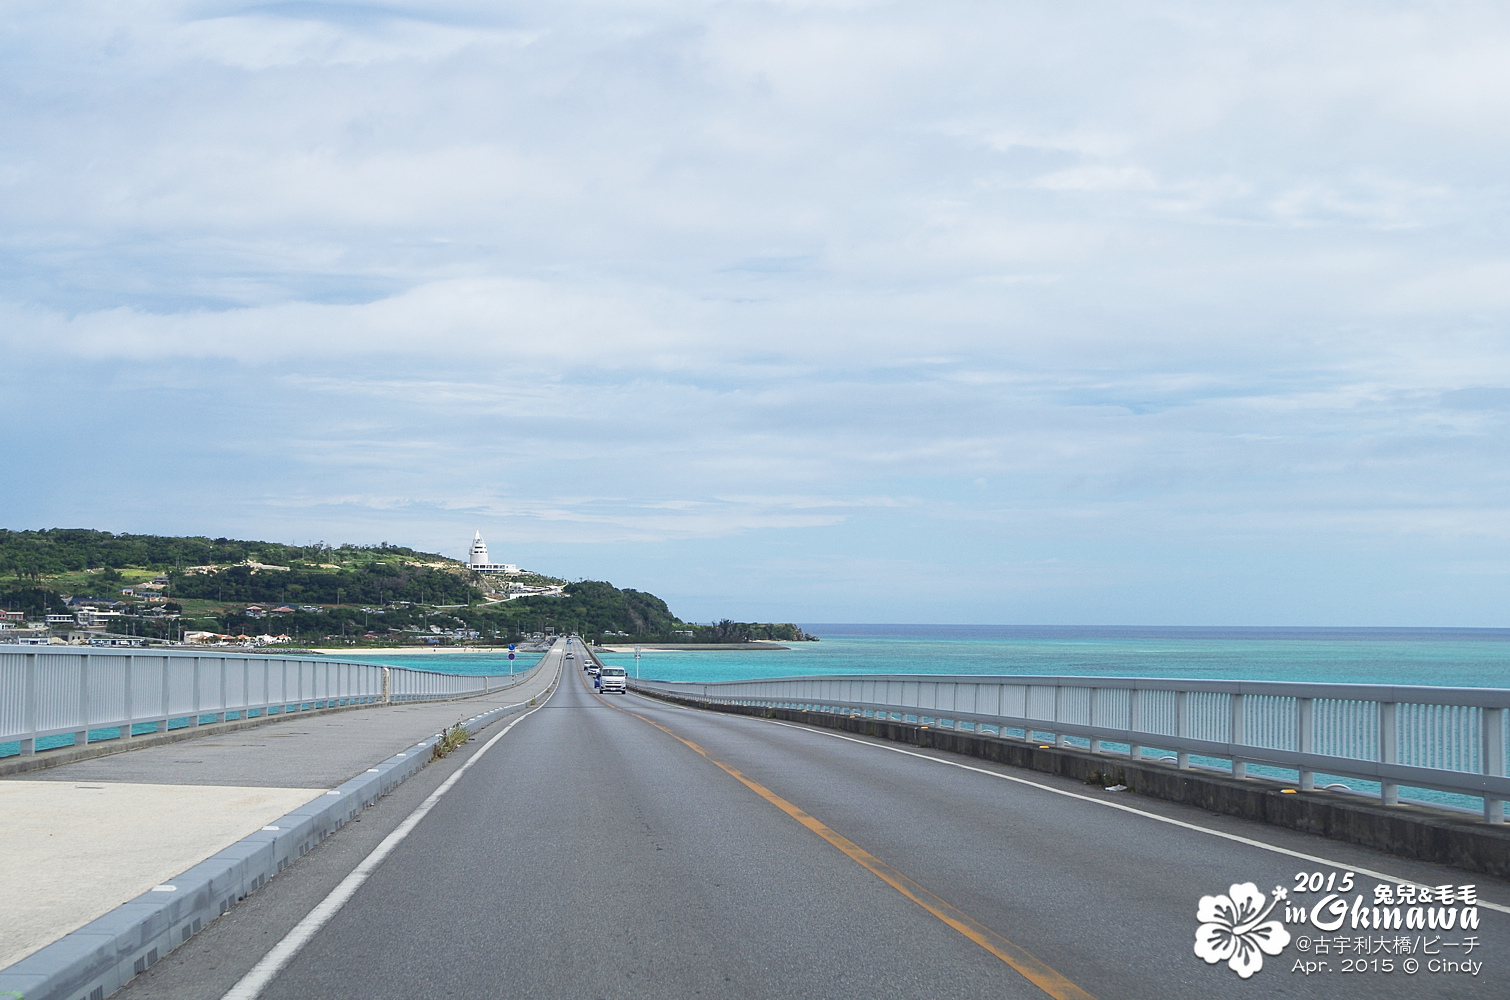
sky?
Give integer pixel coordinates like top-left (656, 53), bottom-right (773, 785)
top-left (3, 1), bottom-right (1510, 625)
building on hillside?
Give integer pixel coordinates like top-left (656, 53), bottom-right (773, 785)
top-left (76, 609), bottom-right (122, 629)
top-left (467, 531), bottom-right (518, 574)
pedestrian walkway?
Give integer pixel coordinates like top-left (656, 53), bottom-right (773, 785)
top-left (0, 654), bottom-right (560, 970)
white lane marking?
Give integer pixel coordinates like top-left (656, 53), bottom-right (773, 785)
top-left (219, 674), bottom-right (561, 1000)
top-left (749, 715), bottom-right (1510, 915)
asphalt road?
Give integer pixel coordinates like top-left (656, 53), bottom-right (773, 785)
top-left (120, 654), bottom-right (1509, 1000)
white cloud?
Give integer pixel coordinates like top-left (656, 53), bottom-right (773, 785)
top-left (1, 277), bottom-right (701, 363)
top-left (1033, 165), bottom-right (1158, 193)
top-left (169, 12), bottom-right (536, 70)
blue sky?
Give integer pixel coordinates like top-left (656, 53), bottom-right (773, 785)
top-left (4, 1), bottom-right (1510, 625)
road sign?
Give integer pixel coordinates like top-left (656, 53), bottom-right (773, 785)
top-left (508, 643), bottom-right (516, 650)
top-left (507, 652), bottom-right (515, 660)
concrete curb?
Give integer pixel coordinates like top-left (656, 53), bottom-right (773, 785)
top-left (0, 670), bottom-right (559, 1000)
top-left (634, 687), bottom-right (1510, 879)
top-left (0, 666), bottom-right (546, 779)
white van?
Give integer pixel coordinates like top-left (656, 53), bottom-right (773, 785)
top-left (598, 666), bottom-right (627, 694)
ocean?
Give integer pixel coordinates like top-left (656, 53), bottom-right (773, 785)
top-left (595, 625), bottom-right (1510, 688)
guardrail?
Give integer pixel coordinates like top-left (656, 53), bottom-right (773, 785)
top-left (628, 673), bottom-right (1510, 822)
top-left (1, 647), bottom-right (548, 757)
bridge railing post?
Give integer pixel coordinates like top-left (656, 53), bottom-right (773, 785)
top-left (1483, 706), bottom-right (1505, 823)
top-left (1230, 693), bottom-right (1246, 779)
top-left (1379, 701), bottom-right (1399, 805)
top-left (74, 653), bottom-right (90, 748)
top-left (1297, 697), bottom-right (1315, 790)
top-left (1175, 689), bottom-right (1190, 769)
top-left (20, 651), bottom-right (37, 755)
top-left (120, 653), bottom-right (134, 742)
top-left (190, 654), bottom-right (202, 727)
top-left (160, 656), bottom-right (172, 731)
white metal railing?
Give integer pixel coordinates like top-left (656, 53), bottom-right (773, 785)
top-left (0, 648), bottom-right (547, 758)
top-left (628, 673), bottom-right (1510, 823)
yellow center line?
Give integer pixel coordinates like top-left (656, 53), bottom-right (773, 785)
top-left (583, 671), bottom-right (1097, 1000)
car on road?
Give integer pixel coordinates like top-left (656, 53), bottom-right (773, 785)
top-left (598, 666), bottom-right (627, 693)
top-left (587, 664), bottom-right (600, 677)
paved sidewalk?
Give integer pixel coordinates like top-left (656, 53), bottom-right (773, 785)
top-left (1, 651), bottom-right (561, 970)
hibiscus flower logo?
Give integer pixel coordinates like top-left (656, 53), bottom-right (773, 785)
top-left (1194, 883), bottom-right (1292, 978)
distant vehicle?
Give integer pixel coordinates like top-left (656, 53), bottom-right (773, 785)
top-left (587, 664), bottom-right (600, 677)
top-left (599, 666), bottom-right (627, 694)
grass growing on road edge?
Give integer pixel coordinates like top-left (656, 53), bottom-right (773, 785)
top-left (431, 721), bottom-right (470, 760)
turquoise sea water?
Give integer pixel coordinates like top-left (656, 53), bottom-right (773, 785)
top-left (368, 651), bottom-right (547, 675)
top-left (588, 625), bottom-right (1510, 689)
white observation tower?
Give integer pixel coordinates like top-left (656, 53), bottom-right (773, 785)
top-left (467, 531), bottom-right (517, 574)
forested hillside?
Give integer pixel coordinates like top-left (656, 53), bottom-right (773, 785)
top-left (0, 528), bottom-right (441, 580)
top-left (169, 563), bottom-right (477, 606)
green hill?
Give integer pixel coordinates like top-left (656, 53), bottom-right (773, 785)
top-left (0, 529), bottom-right (444, 581)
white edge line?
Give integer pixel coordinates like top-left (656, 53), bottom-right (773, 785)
top-left (219, 670), bottom-right (560, 1000)
top-left (746, 714), bottom-right (1510, 915)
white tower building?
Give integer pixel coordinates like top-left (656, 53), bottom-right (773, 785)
top-left (467, 532), bottom-right (517, 574)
